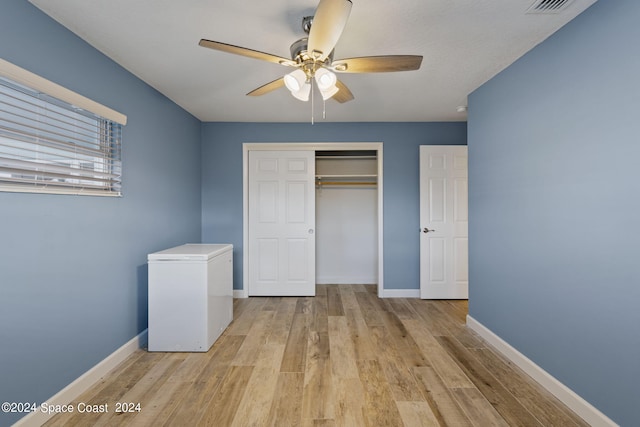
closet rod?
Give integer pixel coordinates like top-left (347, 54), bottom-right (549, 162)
top-left (315, 181), bottom-right (377, 186)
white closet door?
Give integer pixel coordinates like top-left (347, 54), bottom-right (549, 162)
top-left (419, 145), bottom-right (468, 299)
top-left (248, 150), bottom-right (316, 296)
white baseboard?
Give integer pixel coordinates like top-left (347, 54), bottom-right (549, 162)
top-left (466, 316), bottom-right (617, 427)
top-left (233, 289), bottom-right (248, 298)
top-left (381, 288), bottom-right (420, 298)
top-left (13, 329), bottom-right (148, 427)
top-left (233, 288), bottom-right (416, 298)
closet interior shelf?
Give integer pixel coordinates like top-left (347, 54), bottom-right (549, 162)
top-left (316, 174), bottom-right (377, 178)
top-left (316, 155), bottom-right (376, 160)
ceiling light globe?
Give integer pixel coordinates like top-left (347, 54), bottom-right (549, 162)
top-left (292, 82), bottom-right (311, 101)
top-left (315, 68), bottom-right (336, 90)
top-left (284, 74), bottom-right (301, 92)
top-left (318, 73), bottom-right (332, 88)
top-left (319, 85), bottom-right (339, 100)
top-left (284, 69), bottom-right (311, 101)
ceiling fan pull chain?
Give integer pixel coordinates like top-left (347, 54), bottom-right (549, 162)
top-left (323, 97), bottom-right (326, 119)
top-left (311, 77), bottom-right (315, 125)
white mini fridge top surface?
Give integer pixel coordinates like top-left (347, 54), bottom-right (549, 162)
top-left (148, 243), bottom-right (232, 262)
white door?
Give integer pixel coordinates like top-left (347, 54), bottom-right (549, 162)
top-left (248, 150), bottom-right (316, 296)
top-left (419, 146), bottom-right (468, 299)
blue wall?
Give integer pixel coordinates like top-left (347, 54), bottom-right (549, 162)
top-left (0, 2), bottom-right (202, 425)
top-left (201, 122), bottom-right (467, 291)
top-left (467, 0), bottom-right (640, 425)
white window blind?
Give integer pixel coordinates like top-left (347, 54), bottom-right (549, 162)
top-left (0, 60), bottom-right (125, 196)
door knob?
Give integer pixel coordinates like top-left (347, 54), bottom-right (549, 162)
top-left (422, 227), bottom-right (435, 233)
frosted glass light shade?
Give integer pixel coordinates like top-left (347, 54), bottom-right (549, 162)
top-left (315, 68), bottom-right (339, 100)
top-left (284, 69), bottom-right (310, 101)
top-left (315, 68), bottom-right (337, 90)
top-left (292, 82), bottom-right (311, 101)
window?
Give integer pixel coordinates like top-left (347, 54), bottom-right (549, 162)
top-left (0, 60), bottom-right (125, 196)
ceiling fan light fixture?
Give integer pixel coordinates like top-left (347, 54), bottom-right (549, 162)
top-left (284, 69), bottom-right (306, 92)
top-left (315, 68), bottom-right (336, 90)
top-left (292, 82), bottom-right (311, 101)
top-left (315, 68), bottom-right (339, 100)
top-left (318, 84), bottom-right (339, 100)
top-left (284, 69), bottom-right (311, 101)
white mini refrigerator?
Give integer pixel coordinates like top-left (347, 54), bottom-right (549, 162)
top-left (147, 244), bottom-right (233, 352)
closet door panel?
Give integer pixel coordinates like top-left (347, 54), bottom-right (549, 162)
top-left (248, 150), bottom-right (315, 296)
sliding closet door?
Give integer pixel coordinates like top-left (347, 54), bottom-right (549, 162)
top-left (248, 150), bottom-right (316, 296)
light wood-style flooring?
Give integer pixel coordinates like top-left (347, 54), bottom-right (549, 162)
top-left (45, 284), bottom-right (588, 426)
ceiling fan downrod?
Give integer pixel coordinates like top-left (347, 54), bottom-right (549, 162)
top-left (302, 16), bottom-right (314, 34)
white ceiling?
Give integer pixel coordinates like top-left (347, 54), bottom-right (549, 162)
top-left (29, 0), bottom-right (597, 123)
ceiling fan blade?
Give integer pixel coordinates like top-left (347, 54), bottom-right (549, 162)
top-left (332, 79), bottom-right (354, 103)
top-left (199, 39), bottom-right (298, 67)
top-left (331, 55), bottom-right (423, 73)
top-left (246, 78), bottom-right (285, 97)
top-left (307, 0), bottom-right (352, 62)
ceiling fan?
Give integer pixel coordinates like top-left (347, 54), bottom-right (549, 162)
top-left (198, 0), bottom-right (423, 103)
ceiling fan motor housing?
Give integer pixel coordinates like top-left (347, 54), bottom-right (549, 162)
top-left (290, 37), bottom-right (309, 60)
top-left (290, 38), bottom-right (334, 70)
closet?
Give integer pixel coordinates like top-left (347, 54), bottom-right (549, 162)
top-left (243, 143), bottom-right (382, 297)
top-left (315, 150), bottom-right (378, 285)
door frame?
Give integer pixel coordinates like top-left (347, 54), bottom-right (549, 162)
top-left (243, 142), bottom-right (384, 298)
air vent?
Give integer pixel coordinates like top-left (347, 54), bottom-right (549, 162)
top-left (527, 0), bottom-right (574, 14)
